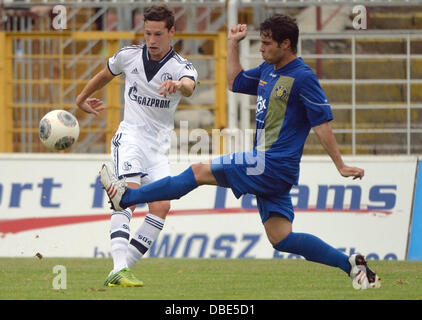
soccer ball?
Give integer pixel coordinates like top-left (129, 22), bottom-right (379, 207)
top-left (39, 110), bottom-right (80, 151)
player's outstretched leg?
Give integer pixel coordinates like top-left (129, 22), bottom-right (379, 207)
top-left (100, 162), bottom-right (199, 209)
top-left (348, 254), bottom-right (381, 290)
top-left (273, 231), bottom-right (381, 290)
top-left (104, 268), bottom-right (144, 287)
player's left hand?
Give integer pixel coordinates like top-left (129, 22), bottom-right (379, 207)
top-left (339, 166), bottom-right (364, 180)
top-left (158, 80), bottom-right (182, 98)
top-left (77, 97), bottom-right (105, 116)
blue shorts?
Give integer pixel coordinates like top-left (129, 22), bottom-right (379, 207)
top-left (210, 152), bottom-right (294, 223)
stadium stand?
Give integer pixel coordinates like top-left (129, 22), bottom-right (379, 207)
top-left (1, 1), bottom-right (422, 155)
top-left (287, 5), bottom-right (422, 155)
top-left (0, 1), bottom-right (228, 153)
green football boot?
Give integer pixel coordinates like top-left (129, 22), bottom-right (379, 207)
top-left (104, 268), bottom-right (144, 287)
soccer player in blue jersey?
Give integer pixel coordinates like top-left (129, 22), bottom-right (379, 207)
top-left (100, 14), bottom-right (381, 290)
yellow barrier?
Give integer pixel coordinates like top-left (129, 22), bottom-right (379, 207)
top-left (0, 31), bottom-right (227, 153)
top-left (0, 33), bottom-right (13, 153)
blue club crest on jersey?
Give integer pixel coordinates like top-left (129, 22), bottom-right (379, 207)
top-left (161, 73), bottom-right (172, 82)
top-left (123, 161), bottom-right (132, 171)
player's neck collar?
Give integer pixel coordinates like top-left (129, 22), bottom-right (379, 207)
top-left (143, 46), bottom-right (175, 82)
top-left (145, 46), bottom-right (174, 63)
top-left (273, 56), bottom-right (299, 71)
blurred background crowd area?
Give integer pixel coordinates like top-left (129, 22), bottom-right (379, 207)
top-left (0, 0), bottom-right (422, 156)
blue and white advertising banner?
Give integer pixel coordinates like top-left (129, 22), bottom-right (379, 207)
top-left (0, 154), bottom-right (417, 260)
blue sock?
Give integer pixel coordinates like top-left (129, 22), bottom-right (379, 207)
top-left (122, 167), bottom-right (198, 207)
top-left (274, 232), bottom-right (351, 275)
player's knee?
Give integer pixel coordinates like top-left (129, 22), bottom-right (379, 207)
top-left (191, 163), bottom-right (215, 185)
top-left (267, 231), bottom-right (288, 246)
top-left (191, 163), bottom-right (205, 180)
top-left (264, 216), bottom-right (292, 246)
top-left (267, 232), bottom-right (290, 246)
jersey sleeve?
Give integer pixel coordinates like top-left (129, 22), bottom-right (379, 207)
top-left (299, 71), bottom-right (333, 127)
top-left (107, 48), bottom-right (128, 76)
top-left (178, 61), bottom-right (198, 83)
top-left (231, 64), bottom-right (263, 96)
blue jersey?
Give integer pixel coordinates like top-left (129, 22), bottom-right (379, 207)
top-left (232, 57), bottom-right (333, 185)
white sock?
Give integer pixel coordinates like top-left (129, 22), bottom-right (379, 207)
top-left (110, 208), bottom-right (132, 273)
top-left (127, 213), bottom-right (165, 268)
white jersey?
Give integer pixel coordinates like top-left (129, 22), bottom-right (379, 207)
top-left (107, 44), bottom-right (197, 183)
top-left (107, 44), bottom-right (198, 142)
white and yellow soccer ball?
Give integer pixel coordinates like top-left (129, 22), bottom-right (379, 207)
top-left (39, 110), bottom-right (80, 151)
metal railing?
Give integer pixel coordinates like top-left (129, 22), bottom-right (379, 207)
top-left (4, 0), bottom-right (422, 6)
top-left (0, 31), bottom-right (227, 153)
top-left (239, 31), bottom-right (422, 155)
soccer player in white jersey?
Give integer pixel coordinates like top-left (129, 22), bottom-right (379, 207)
top-left (76, 5), bottom-right (198, 287)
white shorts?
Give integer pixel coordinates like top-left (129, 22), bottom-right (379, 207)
top-left (110, 127), bottom-right (170, 187)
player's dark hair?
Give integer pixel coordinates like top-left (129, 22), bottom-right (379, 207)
top-left (144, 5), bottom-right (175, 30)
top-left (260, 14), bottom-right (299, 54)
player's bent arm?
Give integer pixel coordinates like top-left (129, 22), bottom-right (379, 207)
top-left (226, 39), bottom-right (243, 91)
top-left (313, 122), bottom-right (364, 179)
top-left (226, 24), bottom-right (247, 90)
top-left (178, 77), bottom-right (196, 97)
top-left (76, 67), bottom-right (115, 106)
top-left (313, 121), bottom-right (345, 172)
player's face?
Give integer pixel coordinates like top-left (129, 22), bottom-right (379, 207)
top-left (259, 33), bottom-right (290, 69)
top-left (144, 20), bottom-right (175, 61)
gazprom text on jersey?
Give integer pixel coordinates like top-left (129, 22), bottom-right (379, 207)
top-left (129, 86), bottom-right (170, 109)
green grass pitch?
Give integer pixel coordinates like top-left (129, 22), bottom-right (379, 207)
top-left (0, 257), bottom-right (421, 300)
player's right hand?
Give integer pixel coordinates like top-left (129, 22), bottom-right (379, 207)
top-left (339, 165), bottom-right (365, 180)
top-left (77, 97), bottom-right (105, 116)
top-left (228, 24), bottom-right (247, 43)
